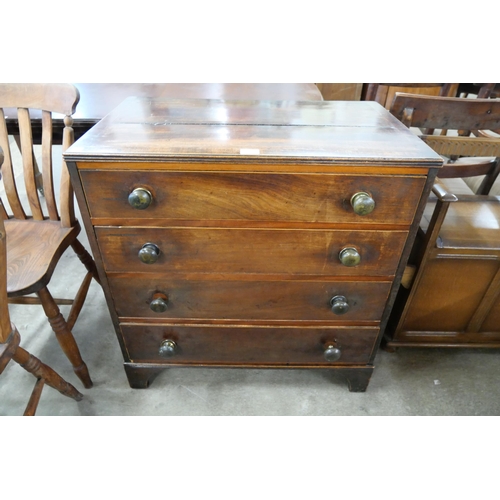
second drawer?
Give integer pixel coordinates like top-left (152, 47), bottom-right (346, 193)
top-left (96, 227), bottom-right (408, 277)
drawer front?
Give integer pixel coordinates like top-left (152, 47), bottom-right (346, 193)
top-left (121, 324), bottom-right (379, 366)
top-left (96, 227), bottom-right (408, 277)
top-left (107, 276), bottom-right (392, 321)
top-left (81, 170), bottom-right (425, 225)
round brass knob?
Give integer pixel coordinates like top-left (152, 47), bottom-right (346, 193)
top-left (150, 294), bottom-right (168, 313)
top-left (158, 339), bottom-right (178, 357)
top-left (324, 343), bottom-right (342, 362)
top-left (138, 243), bottom-right (160, 264)
top-left (128, 187), bottom-right (153, 210)
top-left (339, 247), bottom-right (361, 267)
top-left (351, 192), bottom-right (375, 216)
top-left (330, 295), bottom-right (350, 315)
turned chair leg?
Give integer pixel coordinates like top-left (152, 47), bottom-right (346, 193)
top-left (13, 342), bottom-right (83, 416)
top-left (36, 286), bottom-right (93, 389)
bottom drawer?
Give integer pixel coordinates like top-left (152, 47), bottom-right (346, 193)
top-left (121, 324), bottom-right (379, 366)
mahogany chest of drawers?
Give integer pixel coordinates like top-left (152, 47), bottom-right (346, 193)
top-left (64, 97), bottom-right (442, 391)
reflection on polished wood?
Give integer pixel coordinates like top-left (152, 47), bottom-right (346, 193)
top-left (66, 98), bottom-right (440, 164)
top-left (5, 83), bottom-right (323, 142)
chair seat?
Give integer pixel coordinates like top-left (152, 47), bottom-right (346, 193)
top-left (5, 219), bottom-right (80, 296)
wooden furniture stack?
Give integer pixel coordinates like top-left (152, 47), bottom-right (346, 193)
top-left (64, 97), bottom-right (442, 392)
top-left (364, 83), bottom-right (458, 110)
top-left (385, 93), bottom-right (500, 349)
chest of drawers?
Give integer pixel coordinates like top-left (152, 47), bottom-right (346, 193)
top-left (65, 98), bottom-right (442, 392)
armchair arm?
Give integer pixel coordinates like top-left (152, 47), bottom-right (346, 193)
top-left (431, 183), bottom-right (458, 202)
top-left (432, 183), bottom-right (500, 203)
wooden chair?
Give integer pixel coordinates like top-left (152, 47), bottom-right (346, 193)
top-left (390, 93), bottom-right (500, 195)
top-left (365, 83), bottom-right (497, 103)
top-left (0, 84), bottom-right (101, 388)
top-left (384, 93), bottom-right (500, 349)
top-left (0, 152), bottom-right (83, 415)
top-left (364, 83), bottom-right (457, 103)
top-left (364, 84), bottom-right (459, 136)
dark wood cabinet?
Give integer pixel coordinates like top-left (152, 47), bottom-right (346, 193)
top-left (65, 98), bottom-right (442, 391)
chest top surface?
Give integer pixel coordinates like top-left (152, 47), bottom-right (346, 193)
top-left (64, 97), bottom-right (442, 167)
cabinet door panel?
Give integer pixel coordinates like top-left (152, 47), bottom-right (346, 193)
top-left (96, 227), bottom-right (407, 277)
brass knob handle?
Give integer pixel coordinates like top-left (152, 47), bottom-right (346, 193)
top-left (150, 293), bottom-right (168, 313)
top-left (158, 339), bottom-right (178, 357)
top-left (138, 243), bottom-right (160, 264)
top-left (339, 247), bottom-right (361, 267)
top-left (351, 192), bottom-right (375, 216)
top-left (330, 295), bottom-right (350, 315)
top-left (324, 343), bottom-right (342, 362)
top-left (128, 187), bottom-right (153, 210)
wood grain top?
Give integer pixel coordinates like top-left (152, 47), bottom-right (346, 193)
top-left (70, 83), bottom-right (323, 121)
top-left (64, 98), bottom-right (443, 166)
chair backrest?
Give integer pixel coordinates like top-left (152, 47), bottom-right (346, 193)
top-left (0, 83), bottom-right (80, 228)
top-left (390, 93), bottom-right (500, 132)
top-left (390, 93), bottom-right (500, 190)
top-left (364, 83), bottom-right (456, 104)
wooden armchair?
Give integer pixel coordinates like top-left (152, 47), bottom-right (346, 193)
top-left (0, 84), bottom-right (100, 388)
top-left (390, 93), bottom-right (500, 195)
top-left (364, 83), bottom-right (457, 103)
top-left (0, 151), bottom-right (83, 415)
top-left (384, 93), bottom-right (500, 349)
top-left (364, 83), bottom-right (497, 105)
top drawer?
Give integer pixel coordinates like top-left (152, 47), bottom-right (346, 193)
top-left (80, 170), bottom-right (425, 225)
